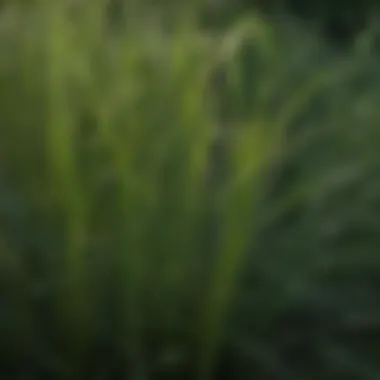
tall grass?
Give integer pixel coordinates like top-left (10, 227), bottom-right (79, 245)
top-left (0, 1), bottom-right (380, 379)
top-left (0, 2), bottom-right (268, 377)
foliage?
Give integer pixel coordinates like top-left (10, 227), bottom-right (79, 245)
top-left (0, 1), bottom-right (380, 380)
top-left (201, 0), bottom-right (380, 45)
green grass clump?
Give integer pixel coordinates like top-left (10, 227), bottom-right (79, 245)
top-left (0, 1), bottom-right (380, 380)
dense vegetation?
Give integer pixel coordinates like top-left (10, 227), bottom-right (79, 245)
top-left (0, 1), bottom-right (380, 379)
top-left (202, 0), bottom-right (379, 42)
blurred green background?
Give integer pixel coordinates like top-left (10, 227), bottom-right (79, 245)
top-left (0, 0), bottom-right (380, 379)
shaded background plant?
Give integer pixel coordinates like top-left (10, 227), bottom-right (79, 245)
top-left (0, 1), bottom-right (380, 380)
